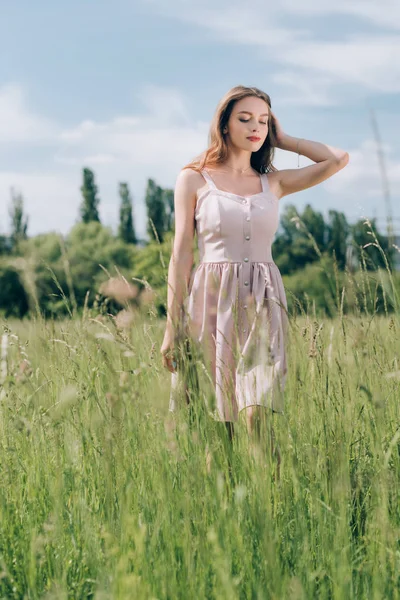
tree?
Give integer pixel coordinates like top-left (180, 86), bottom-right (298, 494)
top-left (301, 204), bottom-right (327, 251)
top-left (326, 210), bottom-right (350, 270)
top-left (8, 187), bottom-right (28, 253)
top-left (66, 221), bottom-right (136, 306)
top-left (273, 204), bottom-right (299, 274)
top-left (351, 218), bottom-right (395, 271)
top-left (145, 179), bottom-right (166, 243)
top-left (118, 182), bottom-right (137, 244)
top-left (0, 235), bottom-right (12, 255)
top-left (273, 204), bottom-right (328, 274)
top-left (0, 265), bottom-right (29, 318)
top-left (163, 188), bottom-right (174, 232)
top-left (80, 167), bottom-right (101, 223)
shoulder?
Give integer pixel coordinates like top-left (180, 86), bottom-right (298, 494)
top-left (176, 167), bottom-right (205, 188)
top-left (175, 167), bottom-right (206, 198)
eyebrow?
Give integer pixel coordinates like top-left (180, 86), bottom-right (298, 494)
top-left (237, 111), bottom-right (269, 117)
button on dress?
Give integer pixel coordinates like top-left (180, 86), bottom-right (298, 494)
top-left (169, 168), bottom-right (289, 423)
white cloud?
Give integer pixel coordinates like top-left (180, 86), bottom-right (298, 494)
top-left (59, 119), bottom-right (108, 143)
top-left (134, 83), bottom-right (192, 125)
top-left (324, 139), bottom-right (400, 191)
top-left (271, 71), bottom-right (338, 107)
top-left (55, 83), bottom-right (209, 175)
top-left (0, 171), bottom-right (79, 235)
top-left (280, 0), bottom-right (400, 31)
top-left (141, 0), bottom-right (400, 100)
top-left (320, 139), bottom-right (400, 225)
top-left (0, 83), bottom-right (209, 237)
top-left (80, 154), bottom-right (116, 165)
top-left (0, 83), bottom-right (58, 143)
top-left (279, 35), bottom-right (400, 93)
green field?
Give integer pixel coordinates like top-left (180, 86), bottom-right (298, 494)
top-left (0, 307), bottom-right (399, 599)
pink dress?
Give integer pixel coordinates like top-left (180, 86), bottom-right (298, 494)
top-left (169, 168), bottom-right (289, 422)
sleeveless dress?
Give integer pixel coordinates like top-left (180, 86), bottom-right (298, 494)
top-left (168, 168), bottom-right (289, 423)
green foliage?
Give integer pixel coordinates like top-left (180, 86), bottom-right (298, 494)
top-left (282, 256), bottom-right (340, 318)
top-left (0, 235), bottom-right (12, 256)
top-left (0, 265), bottom-right (29, 317)
top-left (8, 187), bottom-right (28, 253)
top-left (273, 205), bottom-right (396, 278)
top-left (3, 224), bottom-right (137, 318)
top-left (163, 188), bottom-right (174, 232)
top-left (79, 167), bottom-right (101, 224)
top-left (283, 256), bottom-right (400, 318)
top-left (65, 222), bottom-right (136, 306)
top-left (145, 179), bottom-right (167, 243)
top-left (16, 232), bottom-right (69, 317)
top-left (274, 203), bottom-right (326, 274)
top-left (351, 217), bottom-right (395, 270)
top-left (326, 209), bottom-right (350, 270)
top-left (118, 182), bottom-right (137, 245)
top-left (131, 231), bottom-right (174, 317)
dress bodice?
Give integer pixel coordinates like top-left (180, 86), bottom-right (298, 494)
top-left (195, 169), bottom-right (280, 264)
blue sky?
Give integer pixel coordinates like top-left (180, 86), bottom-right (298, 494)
top-left (1, 0), bottom-right (399, 240)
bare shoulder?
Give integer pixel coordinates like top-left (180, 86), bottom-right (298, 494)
top-left (176, 167), bottom-right (204, 187)
top-left (175, 167), bottom-right (206, 202)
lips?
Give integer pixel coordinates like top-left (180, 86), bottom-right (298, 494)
top-left (247, 137), bottom-right (261, 142)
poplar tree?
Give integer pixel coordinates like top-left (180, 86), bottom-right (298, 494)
top-left (8, 187), bottom-right (28, 253)
top-left (80, 167), bottom-right (101, 223)
top-left (163, 188), bottom-right (175, 232)
top-left (145, 179), bottom-right (166, 243)
top-left (118, 182), bottom-right (137, 244)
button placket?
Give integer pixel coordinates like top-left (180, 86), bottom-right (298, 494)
top-left (241, 198), bottom-right (252, 336)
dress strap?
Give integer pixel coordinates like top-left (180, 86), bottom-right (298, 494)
top-left (261, 172), bottom-right (271, 193)
top-left (200, 169), bottom-right (218, 190)
top-left (202, 168), bottom-right (270, 194)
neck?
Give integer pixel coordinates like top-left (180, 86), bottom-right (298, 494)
top-left (222, 148), bottom-right (252, 174)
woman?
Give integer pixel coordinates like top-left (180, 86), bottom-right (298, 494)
top-left (160, 85), bottom-right (349, 463)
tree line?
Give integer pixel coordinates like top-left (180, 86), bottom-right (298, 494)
top-left (0, 166), bottom-right (398, 319)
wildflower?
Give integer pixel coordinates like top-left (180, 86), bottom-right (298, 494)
top-left (99, 277), bottom-right (139, 305)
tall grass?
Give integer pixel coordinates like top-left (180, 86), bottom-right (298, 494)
top-left (0, 267), bottom-right (399, 598)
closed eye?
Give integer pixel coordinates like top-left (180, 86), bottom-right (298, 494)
top-left (239, 119), bottom-right (267, 125)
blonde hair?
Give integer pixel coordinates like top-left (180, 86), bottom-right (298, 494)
top-left (183, 85), bottom-right (278, 174)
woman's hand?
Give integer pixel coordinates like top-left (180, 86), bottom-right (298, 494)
top-left (270, 111), bottom-right (286, 148)
top-left (160, 329), bottom-right (178, 373)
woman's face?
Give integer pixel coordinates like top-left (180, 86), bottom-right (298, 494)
top-left (225, 96), bottom-right (270, 151)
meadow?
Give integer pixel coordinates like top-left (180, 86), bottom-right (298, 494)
top-left (0, 295), bottom-right (399, 598)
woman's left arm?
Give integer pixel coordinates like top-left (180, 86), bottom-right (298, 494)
top-left (271, 112), bottom-right (349, 198)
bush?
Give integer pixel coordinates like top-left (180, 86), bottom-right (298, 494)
top-left (0, 264), bottom-right (29, 318)
top-left (283, 255), bottom-right (400, 318)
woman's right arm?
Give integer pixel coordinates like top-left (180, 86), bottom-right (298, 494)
top-left (161, 168), bottom-right (198, 371)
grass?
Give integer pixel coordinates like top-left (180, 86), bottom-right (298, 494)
top-left (0, 304), bottom-right (399, 599)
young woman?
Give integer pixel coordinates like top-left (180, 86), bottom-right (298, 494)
top-left (160, 85), bottom-right (349, 461)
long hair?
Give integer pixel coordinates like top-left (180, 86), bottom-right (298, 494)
top-left (183, 85), bottom-right (278, 174)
